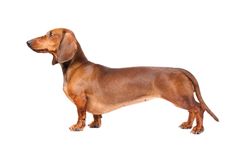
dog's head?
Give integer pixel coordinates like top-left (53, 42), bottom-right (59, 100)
top-left (27, 28), bottom-right (77, 65)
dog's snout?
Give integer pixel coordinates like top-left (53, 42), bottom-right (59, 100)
top-left (27, 40), bottom-right (33, 47)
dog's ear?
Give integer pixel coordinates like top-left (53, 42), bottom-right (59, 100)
top-left (52, 55), bottom-right (58, 65)
top-left (56, 32), bottom-right (77, 64)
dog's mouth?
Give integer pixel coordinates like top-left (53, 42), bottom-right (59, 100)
top-left (27, 40), bottom-right (49, 53)
top-left (31, 48), bottom-right (49, 53)
top-left (27, 45), bottom-right (48, 53)
top-left (35, 49), bottom-right (49, 53)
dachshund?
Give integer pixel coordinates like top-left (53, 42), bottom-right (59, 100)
top-left (27, 28), bottom-right (219, 134)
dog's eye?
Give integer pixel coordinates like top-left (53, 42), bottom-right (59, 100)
top-left (49, 32), bottom-right (54, 38)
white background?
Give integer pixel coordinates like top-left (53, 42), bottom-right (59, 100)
top-left (0, 0), bottom-right (235, 156)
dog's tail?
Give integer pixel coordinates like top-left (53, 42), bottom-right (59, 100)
top-left (179, 69), bottom-right (219, 122)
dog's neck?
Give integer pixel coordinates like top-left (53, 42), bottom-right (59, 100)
top-left (60, 42), bottom-right (88, 75)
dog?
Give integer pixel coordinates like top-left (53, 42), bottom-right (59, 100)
top-left (27, 28), bottom-right (219, 134)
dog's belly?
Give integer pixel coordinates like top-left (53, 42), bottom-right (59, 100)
top-left (86, 95), bottom-right (157, 115)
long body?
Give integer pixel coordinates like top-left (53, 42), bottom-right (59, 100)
top-left (64, 63), bottom-right (191, 114)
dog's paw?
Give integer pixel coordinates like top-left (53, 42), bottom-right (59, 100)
top-left (88, 121), bottom-right (101, 128)
top-left (191, 126), bottom-right (204, 134)
top-left (179, 122), bottom-right (192, 129)
top-left (69, 123), bottom-right (85, 131)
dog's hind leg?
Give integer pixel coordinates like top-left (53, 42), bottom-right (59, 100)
top-left (178, 98), bottom-right (205, 134)
top-left (191, 103), bottom-right (205, 134)
top-left (179, 110), bottom-right (195, 129)
top-left (162, 92), bottom-right (205, 134)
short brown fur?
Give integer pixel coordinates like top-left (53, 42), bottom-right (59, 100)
top-left (27, 28), bottom-right (219, 134)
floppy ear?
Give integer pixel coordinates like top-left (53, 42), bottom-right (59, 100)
top-left (56, 32), bottom-right (77, 64)
top-left (52, 55), bottom-right (58, 65)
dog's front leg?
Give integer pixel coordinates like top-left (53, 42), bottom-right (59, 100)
top-left (89, 115), bottom-right (102, 128)
top-left (69, 92), bottom-right (87, 131)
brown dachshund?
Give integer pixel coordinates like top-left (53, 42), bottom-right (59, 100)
top-left (27, 28), bottom-right (219, 134)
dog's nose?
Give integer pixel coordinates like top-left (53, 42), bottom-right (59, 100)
top-left (26, 40), bottom-right (33, 47)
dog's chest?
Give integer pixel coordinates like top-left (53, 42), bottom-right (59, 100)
top-left (63, 82), bottom-right (74, 102)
